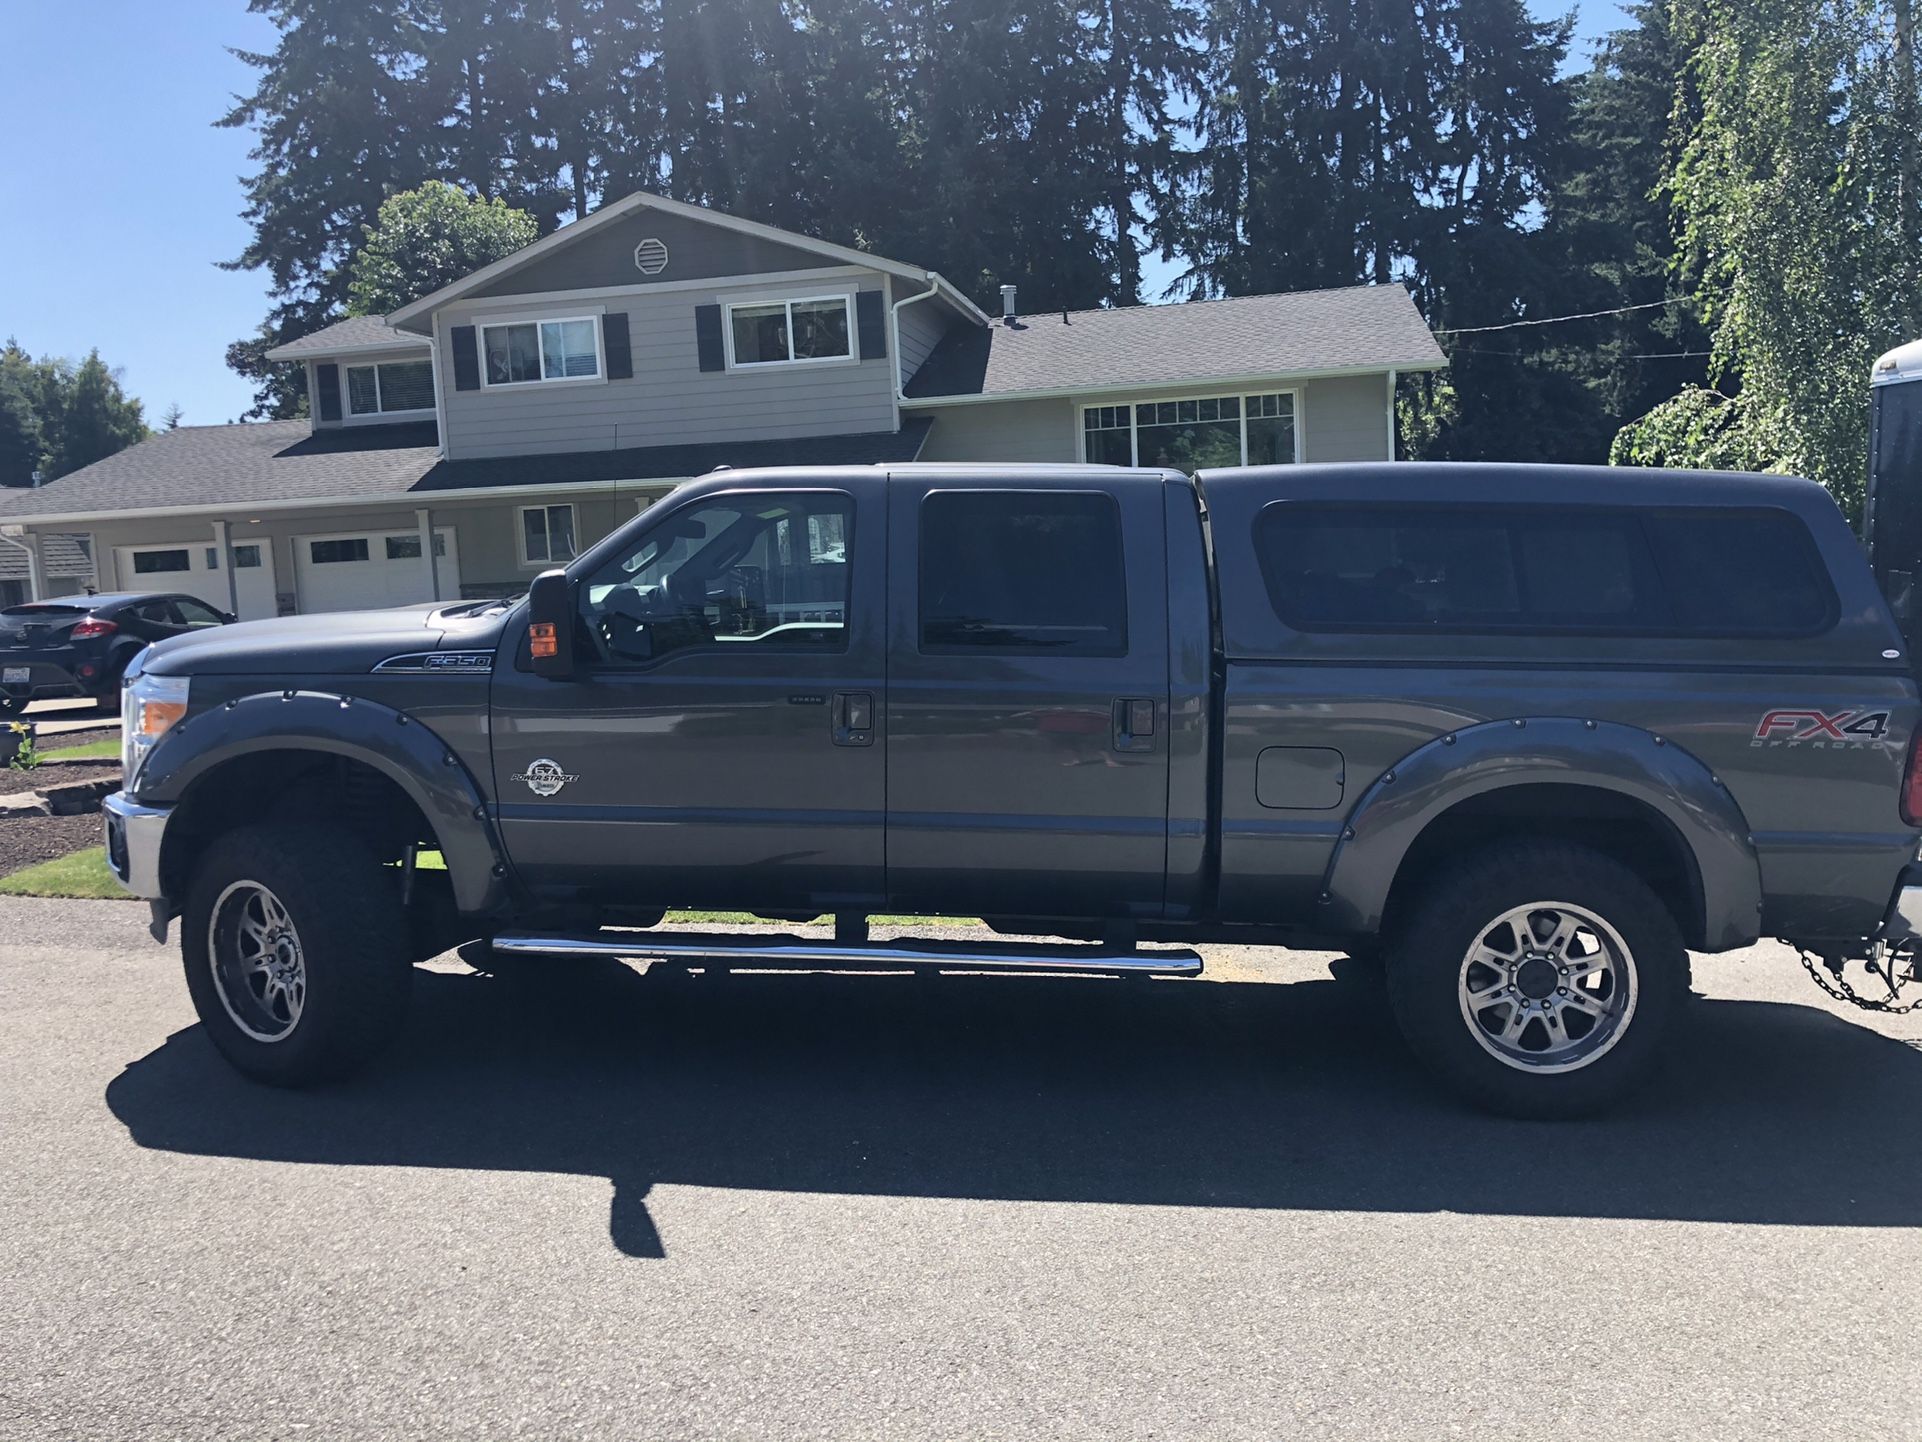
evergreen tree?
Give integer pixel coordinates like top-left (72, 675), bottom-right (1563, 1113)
top-left (52, 353), bottom-right (147, 479)
top-left (0, 342), bottom-right (45, 488)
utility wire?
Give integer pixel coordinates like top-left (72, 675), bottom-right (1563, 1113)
top-left (1434, 298), bottom-right (1686, 335)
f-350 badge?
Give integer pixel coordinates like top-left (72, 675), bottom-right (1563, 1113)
top-left (513, 758), bottom-right (579, 797)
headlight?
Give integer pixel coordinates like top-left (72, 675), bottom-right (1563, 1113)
top-left (123, 672), bottom-right (190, 787)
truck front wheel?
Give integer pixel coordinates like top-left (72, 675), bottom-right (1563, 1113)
top-left (181, 823), bottom-right (412, 1086)
top-left (1384, 840), bottom-right (1688, 1119)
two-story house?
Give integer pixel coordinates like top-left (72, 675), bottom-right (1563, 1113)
top-left (0, 191), bottom-right (1444, 617)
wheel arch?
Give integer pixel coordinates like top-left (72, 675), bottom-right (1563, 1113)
top-left (134, 689), bottom-right (508, 915)
top-left (1324, 718), bottom-right (1762, 951)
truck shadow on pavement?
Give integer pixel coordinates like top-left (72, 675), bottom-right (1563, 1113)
top-left (106, 959), bottom-right (1922, 1257)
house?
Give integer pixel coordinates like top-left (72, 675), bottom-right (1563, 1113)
top-left (0, 192), bottom-right (1444, 618)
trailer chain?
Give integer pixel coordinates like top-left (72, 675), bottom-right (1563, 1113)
top-left (1797, 944), bottom-right (1922, 1014)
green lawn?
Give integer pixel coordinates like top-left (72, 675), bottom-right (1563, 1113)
top-left (0, 847), bottom-right (133, 900)
top-left (0, 844), bottom-right (979, 926)
top-left (39, 738), bottom-right (120, 762)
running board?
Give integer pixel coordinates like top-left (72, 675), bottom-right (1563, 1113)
top-left (490, 929), bottom-right (1203, 976)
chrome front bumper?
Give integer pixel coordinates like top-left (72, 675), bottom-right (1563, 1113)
top-left (102, 790), bottom-right (171, 901)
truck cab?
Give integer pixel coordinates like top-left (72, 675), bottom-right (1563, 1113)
top-left (104, 461), bottom-right (1922, 1117)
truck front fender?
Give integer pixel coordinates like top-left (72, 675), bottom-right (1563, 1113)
top-left (134, 689), bottom-right (508, 915)
top-left (1321, 717), bottom-right (1762, 950)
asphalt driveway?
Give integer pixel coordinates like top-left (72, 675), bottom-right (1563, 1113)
top-left (4, 895), bottom-right (1921, 1440)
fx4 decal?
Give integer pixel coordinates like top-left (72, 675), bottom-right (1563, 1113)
top-left (1752, 708), bottom-right (1894, 748)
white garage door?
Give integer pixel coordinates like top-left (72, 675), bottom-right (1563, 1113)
top-left (293, 527), bottom-right (462, 613)
top-left (115, 541), bottom-right (279, 621)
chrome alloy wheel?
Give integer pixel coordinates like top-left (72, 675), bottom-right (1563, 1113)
top-left (208, 880), bottom-right (307, 1043)
top-left (1456, 901), bottom-right (1638, 1074)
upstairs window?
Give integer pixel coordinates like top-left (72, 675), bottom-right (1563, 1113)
top-left (345, 359), bottom-right (435, 415)
top-left (482, 317), bottom-right (600, 386)
top-left (726, 296), bottom-right (854, 367)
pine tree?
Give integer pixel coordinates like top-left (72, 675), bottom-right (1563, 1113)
top-left (0, 342), bottom-right (44, 488)
top-left (51, 353), bottom-right (147, 479)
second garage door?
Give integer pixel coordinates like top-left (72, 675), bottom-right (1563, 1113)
top-left (293, 527), bottom-right (463, 613)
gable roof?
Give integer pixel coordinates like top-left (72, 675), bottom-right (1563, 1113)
top-left (385, 190), bottom-right (989, 331)
top-left (903, 284), bottom-right (1445, 402)
top-left (263, 315), bottom-right (431, 361)
top-left (0, 417), bottom-right (932, 525)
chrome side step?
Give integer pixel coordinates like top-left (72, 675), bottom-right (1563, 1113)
top-left (489, 929), bottom-right (1204, 976)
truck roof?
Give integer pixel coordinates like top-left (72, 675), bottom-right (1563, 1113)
top-left (1198, 461), bottom-right (1838, 512)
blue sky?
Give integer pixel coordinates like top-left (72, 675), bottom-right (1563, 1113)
top-left (0, 0), bottom-right (1626, 430)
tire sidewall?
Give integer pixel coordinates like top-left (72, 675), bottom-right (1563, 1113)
top-left (1386, 844), bottom-right (1687, 1118)
top-left (181, 822), bottom-right (409, 1085)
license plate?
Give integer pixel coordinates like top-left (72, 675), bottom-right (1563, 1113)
top-left (2, 667), bottom-right (29, 685)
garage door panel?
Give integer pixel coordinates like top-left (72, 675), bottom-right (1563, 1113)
top-left (293, 528), bottom-right (462, 614)
top-left (114, 543), bottom-right (277, 621)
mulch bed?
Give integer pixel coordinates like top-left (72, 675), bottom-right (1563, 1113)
top-left (0, 813), bottom-right (106, 875)
top-left (0, 762), bottom-right (122, 798)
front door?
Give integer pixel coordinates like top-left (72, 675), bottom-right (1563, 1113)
top-left (883, 474), bottom-right (1171, 920)
top-left (490, 476), bottom-right (886, 912)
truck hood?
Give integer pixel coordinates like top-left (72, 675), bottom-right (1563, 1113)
top-left (139, 600), bottom-right (517, 677)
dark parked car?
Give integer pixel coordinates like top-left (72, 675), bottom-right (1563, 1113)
top-left (0, 592), bottom-right (235, 717)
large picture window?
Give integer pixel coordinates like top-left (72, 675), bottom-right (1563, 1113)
top-left (345, 359), bottom-right (435, 415)
top-left (482, 317), bottom-right (601, 386)
top-left (726, 296), bottom-right (854, 367)
top-left (1082, 391), bottom-right (1297, 468)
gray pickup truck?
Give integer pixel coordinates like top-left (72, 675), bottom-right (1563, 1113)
top-left (102, 461), bottom-right (1922, 1116)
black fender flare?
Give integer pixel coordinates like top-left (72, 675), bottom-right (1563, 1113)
top-left (1321, 717), bottom-right (1762, 950)
top-left (134, 689), bottom-right (508, 915)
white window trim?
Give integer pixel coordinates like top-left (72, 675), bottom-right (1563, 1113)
top-left (1076, 387), bottom-right (1302, 467)
top-left (344, 358), bottom-right (437, 419)
top-left (478, 313), bottom-right (607, 390)
top-left (722, 293), bottom-right (859, 371)
top-left (517, 503), bottom-right (580, 569)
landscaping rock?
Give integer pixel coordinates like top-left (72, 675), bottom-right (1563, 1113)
top-left (40, 778), bottom-right (117, 817)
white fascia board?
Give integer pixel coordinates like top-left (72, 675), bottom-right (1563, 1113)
top-left (264, 336), bottom-right (431, 363)
top-left (899, 357), bottom-right (1450, 408)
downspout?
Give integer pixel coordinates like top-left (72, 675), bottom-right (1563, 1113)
top-left (890, 272), bottom-right (944, 404)
top-left (0, 529), bottom-right (42, 600)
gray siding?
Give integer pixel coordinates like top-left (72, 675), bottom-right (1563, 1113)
top-left (437, 276), bottom-right (898, 461)
top-left (898, 302), bottom-right (963, 388)
top-left (471, 210), bottom-right (836, 298)
top-left (1300, 373), bottom-right (1392, 462)
top-left (916, 398), bottom-right (1079, 462)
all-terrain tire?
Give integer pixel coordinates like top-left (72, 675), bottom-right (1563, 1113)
top-left (181, 822), bottom-right (412, 1086)
top-left (1384, 839), bottom-right (1689, 1119)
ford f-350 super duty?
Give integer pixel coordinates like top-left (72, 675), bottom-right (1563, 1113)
top-left (102, 461), bottom-right (1922, 1116)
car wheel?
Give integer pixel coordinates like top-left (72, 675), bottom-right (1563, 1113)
top-left (1384, 839), bottom-right (1688, 1119)
top-left (93, 656), bottom-right (131, 714)
top-left (181, 822), bottom-right (411, 1086)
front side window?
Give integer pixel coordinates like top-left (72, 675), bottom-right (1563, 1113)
top-left (520, 505), bottom-right (578, 566)
top-left (175, 599), bottom-right (226, 627)
top-left (578, 492), bottom-right (853, 666)
top-left (346, 359), bottom-right (435, 415)
top-left (727, 296), bottom-right (854, 367)
top-left (1082, 391), bottom-right (1297, 468)
top-left (483, 317), bottom-right (600, 386)
top-left (919, 490), bottom-right (1128, 655)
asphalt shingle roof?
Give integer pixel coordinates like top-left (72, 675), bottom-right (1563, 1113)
top-left (263, 316), bottom-right (430, 360)
top-left (904, 284), bottom-right (1444, 400)
top-left (0, 417), bottom-right (934, 521)
top-left (0, 533), bottom-right (91, 581)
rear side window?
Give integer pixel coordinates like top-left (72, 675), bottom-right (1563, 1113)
top-left (1254, 503), bottom-right (1835, 638)
top-left (919, 490), bottom-right (1128, 654)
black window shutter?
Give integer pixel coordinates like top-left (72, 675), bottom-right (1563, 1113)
top-left (694, 304), bottom-right (725, 372)
top-left (856, 290), bottom-right (887, 359)
top-left (315, 363), bottom-right (342, 421)
top-left (603, 312), bottom-right (633, 380)
top-left (451, 325), bottom-right (480, 391)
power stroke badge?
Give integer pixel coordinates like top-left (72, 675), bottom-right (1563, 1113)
top-left (512, 758), bottom-right (580, 796)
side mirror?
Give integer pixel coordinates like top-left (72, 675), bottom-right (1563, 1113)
top-left (527, 568), bottom-right (576, 680)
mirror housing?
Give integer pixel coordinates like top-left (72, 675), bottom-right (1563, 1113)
top-left (527, 568), bottom-right (576, 680)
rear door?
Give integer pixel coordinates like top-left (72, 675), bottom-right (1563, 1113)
top-left (883, 472), bottom-right (1171, 919)
top-left (490, 474), bottom-right (887, 912)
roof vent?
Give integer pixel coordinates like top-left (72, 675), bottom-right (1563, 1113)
top-left (634, 238), bottom-right (670, 276)
top-left (1001, 284), bottom-right (1018, 323)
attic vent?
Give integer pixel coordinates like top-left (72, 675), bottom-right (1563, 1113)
top-left (633, 238), bottom-right (670, 276)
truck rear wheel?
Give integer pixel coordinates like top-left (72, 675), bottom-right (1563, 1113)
top-left (181, 822), bottom-right (412, 1086)
top-left (1384, 840), bottom-right (1687, 1119)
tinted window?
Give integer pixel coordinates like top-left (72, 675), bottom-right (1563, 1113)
top-left (174, 599), bottom-right (226, 627)
top-left (309, 538), bottom-right (370, 564)
top-left (132, 549), bottom-right (190, 574)
top-left (919, 491), bottom-right (1127, 654)
top-left (580, 492), bottom-right (852, 666)
top-left (1254, 503), bottom-right (1833, 638)
top-left (1646, 511), bottom-right (1835, 634)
